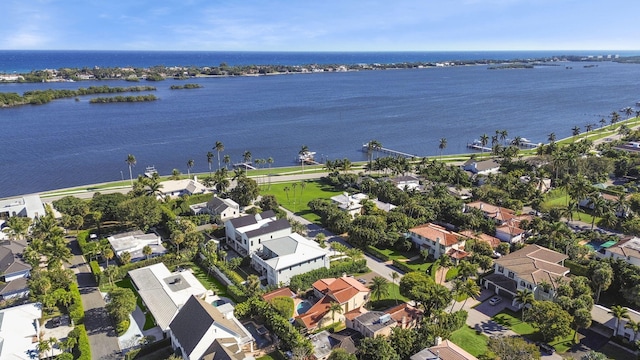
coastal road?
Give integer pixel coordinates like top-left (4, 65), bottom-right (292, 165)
top-left (68, 238), bottom-right (121, 360)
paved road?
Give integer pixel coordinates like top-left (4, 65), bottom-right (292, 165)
top-left (68, 239), bottom-right (121, 360)
top-left (281, 206), bottom-right (401, 282)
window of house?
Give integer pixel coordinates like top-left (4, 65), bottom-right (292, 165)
top-left (508, 271), bottom-right (514, 279)
top-left (498, 266), bottom-right (504, 273)
top-left (243, 239), bottom-right (246, 244)
top-left (520, 281), bottom-right (525, 287)
top-left (527, 284), bottom-right (533, 290)
top-left (251, 241), bottom-right (253, 246)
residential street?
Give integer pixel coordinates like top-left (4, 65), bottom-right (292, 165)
top-left (68, 239), bottom-right (121, 360)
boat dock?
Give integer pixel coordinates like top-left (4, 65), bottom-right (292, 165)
top-left (361, 144), bottom-right (419, 158)
top-left (466, 143), bottom-right (492, 152)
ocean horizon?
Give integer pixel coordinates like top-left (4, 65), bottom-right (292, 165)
top-left (1, 50), bottom-right (640, 199)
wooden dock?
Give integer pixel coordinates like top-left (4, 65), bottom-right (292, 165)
top-left (361, 144), bottom-right (419, 158)
top-left (233, 162), bottom-right (256, 170)
top-left (466, 143), bottom-right (492, 152)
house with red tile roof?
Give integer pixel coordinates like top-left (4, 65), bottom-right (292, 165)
top-left (408, 223), bottom-right (469, 260)
top-left (384, 303), bottom-right (423, 329)
top-left (481, 244), bottom-right (569, 302)
top-left (296, 276), bottom-right (370, 331)
top-left (464, 201), bottom-right (529, 243)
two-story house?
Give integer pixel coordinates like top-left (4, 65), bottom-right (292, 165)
top-left (408, 223), bottom-right (468, 260)
top-left (596, 236), bottom-right (640, 267)
top-left (297, 276), bottom-right (370, 331)
top-left (0, 240), bottom-right (31, 300)
top-left (464, 201), bottom-right (528, 243)
top-left (482, 245), bottom-right (569, 302)
top-left (251, 233), bottom-right (330, 286)
top-left (347, 311), bottom-right (396, 338)
top-left (224, 211), bottom-right (292, 257)
top-left (206, 196), bottom-right (240, 222)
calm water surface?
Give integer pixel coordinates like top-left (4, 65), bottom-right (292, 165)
top-left (2, 60), bottom-right (640, 198)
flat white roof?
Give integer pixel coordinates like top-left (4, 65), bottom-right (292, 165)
top-left (0, 302), bottom-right (42, 359)
top-left (261, 233), bottom-right (329, 270)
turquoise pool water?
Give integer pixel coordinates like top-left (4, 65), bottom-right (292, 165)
top-left (296, 300), bottom-right (312, 314)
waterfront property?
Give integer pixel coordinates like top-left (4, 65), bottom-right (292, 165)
top-left (158, 178), bottom-right (208, 199)
top-left (407, 223), bottom-right (468, 261)
top-left (128, 263), bottom-right (208, 332)
top-left (330, 193), bottom-right (368, 218)
top-left (0, 194), bottom-right (45, 220)
top-left (107, 230), bottom-right (167, 263)
top-left (389, 175), bottom-right (422, 191)
top-left (251, 232), bottom-right (330, 286)
top-left (206, 196), bottom-right (241, 221)
top-left (224, 211), bottom-right (292, 257)
top-left (481, 245), bottom-right (569, 301)
top-left (461, 159), bottom-right (501, 176)
top-left (169, 295), bottom-right (253, 360)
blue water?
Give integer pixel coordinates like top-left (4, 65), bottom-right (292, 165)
top-left (296, 300), bottom-right (313, 314)
top-left (1, 51), bottom-right (640, 198)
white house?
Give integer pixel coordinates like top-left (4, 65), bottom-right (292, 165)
top-left (0, 194), bottom-right (45, 220)
top-left (464, 201), bottom-right (528, 243)
top-left (169, 295), bottom-right (253, 360)
top-left (481, 245), bottom-right (569, 301)
top-left (224, 211), bottom-right (292, 257)
top-left (461, 159), bottom-right (501, 175)
top-left (159, 178), bottom-right (208, 199)
top-left (206, 197), bottom-right (241, 221)
top-left (0, 302), bottom-right (42, 359)
top-left (596, 236), bottom-right (640, 267)
top-left (591, 304), bottom-right (640, 340)
top-left (128, 263), bottom-right (208, 332)
top-left (407, 223), bottom-right (468, 260)
top-left (107, 230), bottom-right (167, 263)
top-left (330, 193), bottom-right (368, 218)
top-left (390, 175), bottom-right (421, 191)
top-left (251, 233), bottom-right (330, 286)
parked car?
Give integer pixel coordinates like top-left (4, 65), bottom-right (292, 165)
top-left (51, 317), bottom-right (62, 327)
top-left (538, 342), bottom-right (555, 355)
top-left (357, 278), bottom-right (367, 284)
top-left (489, 296), bottom-right (502, 306)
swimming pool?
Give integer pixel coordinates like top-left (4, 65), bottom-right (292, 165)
top-left (242, 321), bottom-right (272, 349)
top-left (211, 299), bottom-right (227, 307)
top-left (296, 300), bottom-right (312, 315)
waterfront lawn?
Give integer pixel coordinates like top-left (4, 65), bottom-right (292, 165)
top-left (261, 180), bottom-right (343, 221)
top-left (450, 326), bottom-right (489, 357)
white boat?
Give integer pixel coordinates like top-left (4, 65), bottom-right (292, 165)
top-left (298, 151), bottom-right (316, 163)
top-left (144, 165), bottom-right (158, 177)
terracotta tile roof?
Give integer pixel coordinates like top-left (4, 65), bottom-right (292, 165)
top-left (296, 295), bottom-right (333, 329)
top-left (466, 201), bottom-right (517, 224)
top-left (384, 303), bottom-right (423, 326)
top-left (261, 287), bottom-right (295, 302)
top-left (299, 277), bottom-right (370, 330)
top-left (312, 277), bottom-right (369, 297)
top-left (344, 307), bottom-right (368, 321)
top-left (409, 223), bottom-right (466, 247)
top-left (460, 230), bottom-right (501, 248)
top-left (447, 248), bottom-right (469, 260)
top-left (496, 224), bottom-right (526, 236)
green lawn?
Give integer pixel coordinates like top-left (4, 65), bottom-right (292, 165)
top-left (450, 326), bottom-right (489, 357)
top-left (368, 283), bottom-right (410, 310)
top-left (492, 310), bottom-right (575, 353)
top-left (257, 351), bottom-right (287, 360)
top-left (185, 262), bottom-right (229, 298)
top-left (260, 180), bottom-right (343, 222)
top-left (371, 247), bottom-right (433, 272)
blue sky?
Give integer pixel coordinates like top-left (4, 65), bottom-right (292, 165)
top-left (1, 0), bottom-right (638, 51)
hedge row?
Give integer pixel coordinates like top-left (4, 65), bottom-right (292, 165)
top-left (216, 263), bottom-right (245, 286)
top-left (76, 230), bottom-right (90, 254)
top-left (289, 260), bottom-right (368, 292)
top-left (366, 246), bottom-right (390, 261)
top-left (391, 259), bottom-right (414, 274)
top-left (227, 285), bottom-right (248, 303)
top-left (89, 260), bottom-right (101, 279)
top-left (70, 325), bottom-right (91, 360)
top-left (565, 259), bottom-right (589, 277)
top-left (68, 282), bottom-right (84, 324)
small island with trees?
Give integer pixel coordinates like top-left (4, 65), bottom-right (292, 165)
top-left (89, 94), bottom-right (158, 103)
top-left (169, 84), bottom-right (203, 90)
top-left (0, 85), bottom-right (156, 107)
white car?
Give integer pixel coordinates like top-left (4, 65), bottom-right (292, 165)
top-left (489, 296), bottom-right (502, 306)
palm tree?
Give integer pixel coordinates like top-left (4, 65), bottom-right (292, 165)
top-left (267, 157), bottom-right (274, 189)
top-left (214, 141), bottom-right (224, 170)
top-left (438, 255), bottom-right (453, 284)
top-left (186, 159), bottom-right (194, 179)
top-left (624, 319), bottom-right (640, 342)
top-left (438, 138), bottom-right (447, 160)
top-left (548, 132), bottom-right (556, 143)
top-left (126, 154), bottom-right (136, 187)
top-left (328, 302), bottom-right (343, 323)
top-left (499, 129), bottom-right (508, 146)
top-left (366, 140), bottom-right (382, 169)
top-left (610, 111), bottom-right (620, 126)
top-left (369, 276), bottom-right (390, 302)
top-left (223, 154), bottom-right (231, 169)
top-left (103, 247), bottom-right (114, 267)
top-left (599, 118), bottom-right (607, 128)
top-left (587, 195), bottom-right (608, 230)
top-left (585, 123), bottom-right (594, 133)
top-left (572, 126), bottom-right (581, 138)
top-left (609, 305), bottom-right (629, 336)
top-left (242, 150), bottom-right (252, 167)
top-left (479, 134), bottom-right (489, 153)
top-left (515, 289), bottom-right (535, 321)
top-left (299, 145), bottom-right (309, 173)
top-left (142, 245), bottom-right (152, 260)
top-left (390, 272), bottom-right (400, 304)
top-left (459, 279), bottom-right (481, 310)
top-left (206, 151), bottom-right (214, 177)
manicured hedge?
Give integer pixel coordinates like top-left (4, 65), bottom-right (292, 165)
top-left (289, 260), bottom-right (368, 292)
top-left (392, 259), bottom-right (413, 274)
top-left (68, 282), bottom-right (84, 324)
top-left (366, 246), bottom-right (390, 261)
top-left (270, 296), bottom-right (295, 318)
top-left (565, 259), bottom-right (589, 277)
top-left (76, 230), bottom-right (90, 254)
top-left (227, 285), bottom-right (248, 303)
top-left (70, 325), bottom-right (91, 360)
top-left (89, 260), bottom-right (101, 277)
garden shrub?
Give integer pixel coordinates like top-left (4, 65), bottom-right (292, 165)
top-left (366, 246), bottom-right (390, 261)
top-left (89, 260), bottom-right (101, 277)
top-left (69, 325), bottom-right (91, 360)
top-left (68, 282), bottom-right (84, 324)
top-left (227, 285), bottom-right (248, 303)
top-left (116, 319), bottom-right (130, 336)
top-left (392, 259), bottom-right (413, 274)
top-left (270, 296), bottom-right (295, 318)
top-left (289, 260), bottom-right (368, 292)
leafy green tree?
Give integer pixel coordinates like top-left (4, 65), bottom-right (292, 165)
top-left (229, 177), bottom-right (259, 206)
top-left (528, 300), bottom-right (573, 342)
top-left (590, 262), bottom-right (613, 303)
top-left (117, 196), bottom-right (162, 231)
top-left (488, 335), bottom-right (540, 360)
top-left (357, 336), bottom-right (400, 360)
top-left (388, 327), bottom-right (417, 360)
top-left (52, 196), bottom-right (89, 217)
top-left (328, 348), bottom-right (357, 360)
top-left (106, 287), bottom-right (137, 324)
top-left (244, 274), bottom-right (262, 298)
top-left (609, 305), bottom-right (629, 336)
top-left (573, 308), bottom-right (592, 342)
top-left (270, 296), bottom-right (294, 318)
top-left (3, 216), bottom-right (32, 240)
top-left (90, 192), bottom-right (127, 221)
